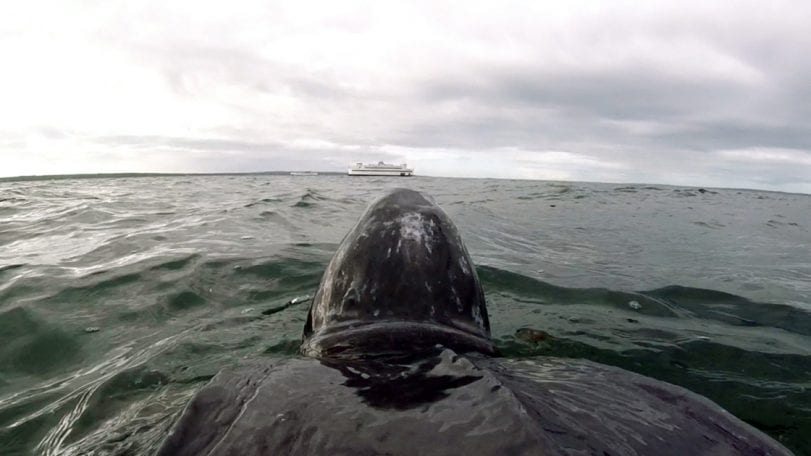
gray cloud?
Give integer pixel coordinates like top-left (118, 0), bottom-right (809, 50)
top-left (90, 133), bottom-right (405, 173)
top-left (1, 1), bottom-right (810, 192)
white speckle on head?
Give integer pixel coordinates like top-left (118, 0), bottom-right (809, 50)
top-left (398, 212), bottom-right (433, 253)
top-left (373, 309), bottom-right (380, 317)
top-left (458, 256), bottom-right (470, 275)
top-left (386, 247), bottom-right (391, 258)
top-left (471, 302), bottom-right (484, 329)
top-left (399, 213), bottom-right (425, 241)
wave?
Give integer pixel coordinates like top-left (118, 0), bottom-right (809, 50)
top-left (478, 266), bottom-right (810, 454)
top-left (1, 175), bottom-right (809, 455)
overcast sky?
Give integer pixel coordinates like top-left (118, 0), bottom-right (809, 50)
top-left (1, 1), bottom-right (810, 192)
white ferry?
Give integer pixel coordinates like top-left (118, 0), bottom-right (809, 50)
top-left (348, 162), bottom-right (414, 176)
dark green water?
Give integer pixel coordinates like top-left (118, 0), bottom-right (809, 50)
top-left (0, 175), bottom-right (809, 455)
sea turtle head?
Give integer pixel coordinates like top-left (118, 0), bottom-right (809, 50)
top-left (301, 188), bottom-right (494, 358)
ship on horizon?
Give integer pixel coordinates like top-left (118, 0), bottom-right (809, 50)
top-left (348, 161), bottom-right (413, 177)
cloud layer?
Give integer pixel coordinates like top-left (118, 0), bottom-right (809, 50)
top-left (2, 0), bottom-right (810, 192)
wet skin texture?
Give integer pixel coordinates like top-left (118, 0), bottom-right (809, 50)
top-left (158, 189), bottom-right (792, 456)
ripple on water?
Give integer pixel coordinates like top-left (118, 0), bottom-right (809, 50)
top-left (0, 176), bottom-right (809, 455)
top-left (292, 188), bottom-right (328, 208)
top-left (0, 307), bottom-right (83, 376)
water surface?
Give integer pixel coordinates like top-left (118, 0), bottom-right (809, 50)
top-left (0, 175), bottom-right (809, 455)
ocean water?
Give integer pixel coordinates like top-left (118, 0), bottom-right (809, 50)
top-left (0, 174), bottom-right (809, 455)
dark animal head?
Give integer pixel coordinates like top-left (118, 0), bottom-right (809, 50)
top-left (301, 188), bottom-right (494, 358)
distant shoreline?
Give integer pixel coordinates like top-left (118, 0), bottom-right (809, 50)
top-left (0, 172), bottom-right (806, 196)
top-left (0, 171), bottom-right (346, 183)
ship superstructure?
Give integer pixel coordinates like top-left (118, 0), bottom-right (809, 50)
top-left (348, 162), bottom-right (413, 176)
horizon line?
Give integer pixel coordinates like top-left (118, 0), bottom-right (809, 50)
top-left (0, 171), bottom-right (807, 197)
